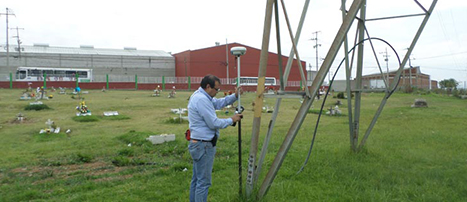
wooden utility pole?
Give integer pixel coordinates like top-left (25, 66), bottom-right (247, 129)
top-left (11, 26), bottom-right (24, 57)
top-left (0, 8), bottom-right (16, 71)
top-left (246, 0), bottom-right (274, 198)
top-left (310, 31), bottom-right (321, 72)
top-left (379, 47), bottom-right (390, 83)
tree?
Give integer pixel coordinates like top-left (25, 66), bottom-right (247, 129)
top-left (439, 78), bottom-right (458, 90)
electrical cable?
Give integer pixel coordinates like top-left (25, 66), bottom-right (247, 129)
top-left (297, 37), bottom-right (402, 174)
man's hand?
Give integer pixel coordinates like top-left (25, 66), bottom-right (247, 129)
top-left (231, 113), bottom-right (243, 123)
top-left (235, 86), bottom-right (244, 98)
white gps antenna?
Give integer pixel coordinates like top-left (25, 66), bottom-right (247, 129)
top-left (230, 46), bottom-right (246, 114)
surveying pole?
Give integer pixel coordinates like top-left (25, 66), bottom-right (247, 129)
top-left (230, 46), bottom-right (246, 196)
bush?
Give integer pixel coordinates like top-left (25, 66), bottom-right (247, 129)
top-left (452, 89), bottom-right (460, 98)
top-left (433, 88), bottom-right (446, 95)
top-left (25, 104), bottom-right (50, 111)
top-left (456, 89), bottom-right (467, 98)
top-left (337, 92), bottom-right (345, 99)
top-left (414, 88), bottom-right (430, 95)
top-left (334, 92), bottom-right (353, 99)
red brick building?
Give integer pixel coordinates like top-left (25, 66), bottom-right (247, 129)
top-left (172, 43), bottom-right (306, 84)
top-left (361, 66), bottom-right (437, 90)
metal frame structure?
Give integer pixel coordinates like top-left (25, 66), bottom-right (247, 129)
top-left (246, 0), bottom-right (438, 199)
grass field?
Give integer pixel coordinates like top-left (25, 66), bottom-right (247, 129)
top-left (0, 88), bottom-right (466, 202)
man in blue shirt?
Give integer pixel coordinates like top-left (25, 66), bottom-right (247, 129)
top-left (188, 74), bottom-right (243, 202)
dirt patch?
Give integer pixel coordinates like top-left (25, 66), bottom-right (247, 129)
top-left (11, 161), bottom-right (128, 185)
top-left (10, 118), bottom-right (35, 124)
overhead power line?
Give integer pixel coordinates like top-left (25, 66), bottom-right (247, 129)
top-left (416, 51), bottom-right (467, 60)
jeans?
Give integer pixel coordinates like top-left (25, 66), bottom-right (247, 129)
top-left (189, 141), bottom-right (216, 202)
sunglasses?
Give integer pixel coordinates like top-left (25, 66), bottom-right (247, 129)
top-left (213, 87), bottom-right (221, 92)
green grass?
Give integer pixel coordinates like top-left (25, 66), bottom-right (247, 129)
top-left (100, 114), bottom-right (131, 120)
top-left (72, 115), bottom-right (100, 122)
top-left (0, 88), bottom-right (466, 202)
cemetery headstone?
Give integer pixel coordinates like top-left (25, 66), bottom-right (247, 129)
top-left (146, 134), bottom-right (176, 145)
top-left (262, 105), bottom-right (274, 113)
top-left (411, 99), bottom-right (428, 108)
top-left (35, 86), bottom-right (48, 100)
top-left (326, 105), bottom-right (342, 116)
top-left (103, 111), bottom-right (119, 116)
top-left (76, 101), bottom-right (92, 116)
top-left (17, 112), bottom-right (25, 122)
top-left (168, 86), bottom-right (176, 98)
top-left (29, 101), bottom-right (43, 105)
top-left (152, 85), bottom-right (161, 97)
top-left (171, 108), bottom-right (188, 122)
top-left (20, 92), bottom-right (32, 100)
top-left (39, 119), bottom-right (60, 134)
top-left (59, 87), bottom-right (66, 94)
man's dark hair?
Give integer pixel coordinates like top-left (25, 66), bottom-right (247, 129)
top-left (200, 75), bottom-right (221, 89)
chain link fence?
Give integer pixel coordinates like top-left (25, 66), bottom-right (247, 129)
top-left (0, 74), bottom-right (7, 81)
top-left (2, 73), bottom-right (303, 87)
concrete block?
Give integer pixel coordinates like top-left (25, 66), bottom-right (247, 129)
top-left (146, 134), bottom-right (175, 145)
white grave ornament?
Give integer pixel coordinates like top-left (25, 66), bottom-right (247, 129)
top-left (30, 101), bottom-right (43, 105)
top-left (39, 119), bottom-right (60, 134)
top-left (103, 111), bottom-right (119, 116)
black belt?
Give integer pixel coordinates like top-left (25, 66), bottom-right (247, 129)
top-left (191, 138), bottom-right (211, 142)
top-left (192, 135), bottom-right (218, 147)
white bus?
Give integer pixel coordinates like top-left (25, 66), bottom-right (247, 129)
top-left (235, 76), bottom-right (277, 86)
top-left (15, 67), bottom-right (93, 82)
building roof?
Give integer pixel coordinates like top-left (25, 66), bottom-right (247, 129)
top-left (173, 42), bottom-right (306, 63)
top-left (1, 44), bottom-right (173, 58)
top-left (362, 66), bottom-right (424, 77)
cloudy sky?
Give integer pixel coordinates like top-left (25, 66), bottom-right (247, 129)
top-left (1, 0), bottom-right (466, 85)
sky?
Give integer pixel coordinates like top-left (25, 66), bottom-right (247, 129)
top-left (1, 0), bottom-right (466, 86)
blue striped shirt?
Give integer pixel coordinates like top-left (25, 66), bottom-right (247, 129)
top-left (188, 87), bottom-right (237, 140)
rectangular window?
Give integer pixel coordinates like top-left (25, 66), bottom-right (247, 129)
top-left (17, 71), bottom-right (26, 79)
top-left (29, 69), bottom-right (42, 76)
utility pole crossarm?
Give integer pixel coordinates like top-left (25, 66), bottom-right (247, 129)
top-left (310, 31), bottom-right (321, 72)
top-left (11, 27), bottom-right (24, 56)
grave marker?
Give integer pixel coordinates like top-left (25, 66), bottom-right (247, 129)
top-left (411, 99), bottom-right (428, 108)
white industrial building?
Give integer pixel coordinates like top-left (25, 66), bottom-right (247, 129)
top-left (0, 44), bottom-right (175, 82)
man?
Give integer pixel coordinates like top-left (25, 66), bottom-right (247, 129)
top-left (188, 74), bottom-right (243, 202)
